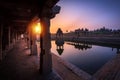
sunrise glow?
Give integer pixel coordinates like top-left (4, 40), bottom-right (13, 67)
top-left (50, 0), bottom-right (120, 33)
top-left (34, 22), bottom-right (41, 34)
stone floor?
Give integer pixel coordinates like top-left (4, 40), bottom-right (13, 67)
top-left (0, 40), bottom-right (61, 80)
top-left (94, 53), bottom-right (120, 80)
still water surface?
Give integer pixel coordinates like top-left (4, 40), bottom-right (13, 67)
top-left (51, 41), bottom-right (119, 75)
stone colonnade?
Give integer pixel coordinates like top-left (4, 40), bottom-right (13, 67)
top-left (26, 5), bottom-right (61, 75)
top-left (0, 3), bottom-right (61, 76)
top-left (0, 23), bottom-right (20, 62)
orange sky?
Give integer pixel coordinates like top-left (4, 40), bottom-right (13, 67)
top-left (50, 0), bottom-right (120, 33)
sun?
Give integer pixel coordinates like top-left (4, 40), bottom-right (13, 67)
top-left (35, 22), bottom-right (41, 34)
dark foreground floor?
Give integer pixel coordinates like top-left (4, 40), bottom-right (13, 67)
top-left (0, 40), bottom-right (61, 80)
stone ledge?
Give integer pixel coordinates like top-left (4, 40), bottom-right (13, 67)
top-left (45, 70), bottom-right (63, 80)
top-left (52, 53), bottom-right (96, 80)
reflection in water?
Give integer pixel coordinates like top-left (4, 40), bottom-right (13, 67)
top-left (67, 42), bottom-right (92, 51)
top-left (117, 48), bottom-right (120, 54)
top-left (55, 39), bottom-right (64, 55)
top-left (51, 41), bottom-right (120, 75)
top-left (55, 28), bottom-right (64, 55)
top-left (112, 48), bottom-right (120, 54)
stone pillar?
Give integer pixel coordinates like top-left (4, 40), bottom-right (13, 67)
top-left (31, 32), bottom-right (37, 55)
top-left (2, 26), bottom-right (9, 51)
top-left (12, 31), bottom-right (15, 45)
top-left (8, 26), bottom-right (11, 47)
top-left (27, 33), bottom-right (30, 49)
top-left (39, 17), bottom-right (52, 75)
top-left (0, 24), bottom-right (3, 61)
top-left (12, 30), bottom-right (16, 45)
top-left (14, 32), bottom-right (17, 43)
top-left (29, 29), bottom-right (33, 55)
top-left (16, 32), bottom-right (18, 41)
top-left (24, 33), bottom-right (29, 48)
top-left (28, 28), bottom-right (36, 55)
top-left (39, 5), bottom-right (61, 75)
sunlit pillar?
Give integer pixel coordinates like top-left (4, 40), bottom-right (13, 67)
top-left (28, 26), bottom-right (37, 55)
top-left (0, 23), bottom-right (3, 61)
top-left (24, 33), bottom-right (29, 48)
top-left (31, 32), bottom-right (37, 55)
